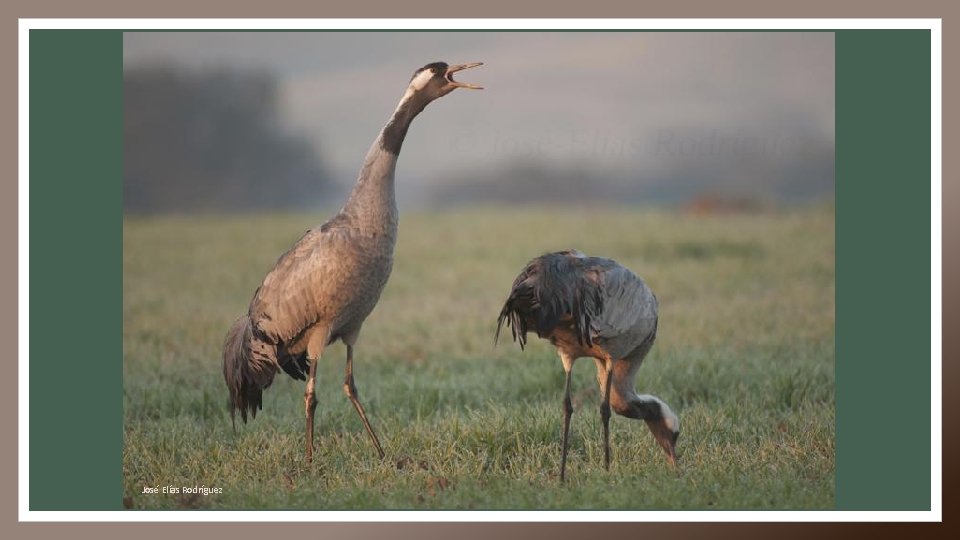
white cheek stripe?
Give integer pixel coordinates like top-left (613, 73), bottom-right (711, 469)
top-left (396, 70), bottom-right (436, 112)
top-left (409, 69), bottom-right (434, 90)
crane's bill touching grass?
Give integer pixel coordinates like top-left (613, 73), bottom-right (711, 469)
top-left (496, 250), bottom-right (680, 481)
top-left (222, 61), bottom-right (483, 463)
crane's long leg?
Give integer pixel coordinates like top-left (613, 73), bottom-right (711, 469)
top-left (559, 351), bottom-right (576, 482)
top-left (560, 363), bottom-right (574, 483)
top-left (599, 360), bottom-right (614, 471)
top-left (343, 345), bottom-right (385, 459)
top-left (305, 356), bottom-right (319, 463)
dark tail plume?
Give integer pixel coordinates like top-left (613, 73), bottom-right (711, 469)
top-left (496, 279), bottom-right (535, 350)
top-left (222, 316), bottom-right (279, 429)
top-left (495, 251), bottom-right (605, 351)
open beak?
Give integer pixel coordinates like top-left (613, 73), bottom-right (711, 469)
top-left (446, 62), bottom-right (484, 89)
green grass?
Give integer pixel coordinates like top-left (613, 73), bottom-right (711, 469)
top-left (122, 205), bottom-right (835, 510)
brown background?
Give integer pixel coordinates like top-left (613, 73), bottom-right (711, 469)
top-left (1, 1), bottom-right (953, 538)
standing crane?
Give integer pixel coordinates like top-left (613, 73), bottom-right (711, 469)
top-left (496, 249), bottom-right (679, 481)
top-left (223, 61), bottom-right (483, 462)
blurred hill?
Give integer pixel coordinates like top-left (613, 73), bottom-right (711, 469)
top-left (426, 130), bottom-right (834, 208)
top-left (124, 65), bottom-right (335, 214)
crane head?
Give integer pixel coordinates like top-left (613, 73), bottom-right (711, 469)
top-left (644, 404), bottom-right (680, 467)
top-left (407, 61), bottom-right (484, 101)
top-left (622, 396), bottom-right (680, 467)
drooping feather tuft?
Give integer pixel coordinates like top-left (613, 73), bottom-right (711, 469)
top-left (222, 316), bottom-right (282, 428)
top-left (496, 251), bottom-right (605, 350)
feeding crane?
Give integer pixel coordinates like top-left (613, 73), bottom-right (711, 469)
top-left (496, 249), bottom-right (679, 481)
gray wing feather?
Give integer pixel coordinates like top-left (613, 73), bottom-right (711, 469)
top-left (591, 262), bottom-right (658, 339)
top-left (248, 227), bottom-right (334, 344)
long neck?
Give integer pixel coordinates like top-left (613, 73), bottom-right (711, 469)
top-left (340, 91), bottom-right (430, 230)
top-left (626, 394), bottom-right (669, 421)
top-left (610, 361), bottom-right (667, 421)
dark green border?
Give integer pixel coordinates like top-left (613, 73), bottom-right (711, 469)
top-left (835, 30), bottom-right (931, 510)
top-left (29, 30), bottom-right (122, 510)
top-left (26, 29), bottom-right (932, 511)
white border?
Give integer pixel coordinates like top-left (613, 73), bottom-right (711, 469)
top-left (929, 16), bottom-right (943, 525)
top-left (16, 18), bottom-right (946, 30)
top-left (17, 18), bottom-right (943, 523)
top-left (17, 12), bottom-right (31, 528)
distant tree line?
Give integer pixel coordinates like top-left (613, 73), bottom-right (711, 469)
top-left (124, 65), bottom-right (333, 214)
top-left (427, 133), bottom-right (835, 208)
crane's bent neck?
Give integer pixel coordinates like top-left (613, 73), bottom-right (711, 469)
top-left (340, 91), bottom-right (431, 233)
top-left (609, 363), bottom-right (670, 421)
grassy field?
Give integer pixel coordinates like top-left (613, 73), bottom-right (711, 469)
top-left (122, 205), bottom-right (835, 510)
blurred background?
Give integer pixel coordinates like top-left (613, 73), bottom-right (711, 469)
top-left (122, 32), bottom-right (834, 214)
top-left (123, 32), bottom-right (836, 508)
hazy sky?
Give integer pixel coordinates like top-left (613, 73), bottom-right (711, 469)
top-left (124, 32), bottom-right (834, 204)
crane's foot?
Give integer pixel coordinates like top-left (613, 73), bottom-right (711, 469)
top-left (343, 346), bottom-right (385, 460)
top-left (345, 379), bottom-right (386, 459)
